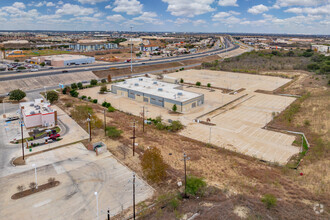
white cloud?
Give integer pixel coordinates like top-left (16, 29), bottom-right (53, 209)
top-left (105, 5), bottom-right (112, 9)
top-left (212, 10), bottom-right (239, 21)
top-left (133, 12), bottom-right (163, 24)
top-left (162, 0), bottom-right (215, 17)
top-left (273, 0), bottom-right (328, 8)
top-left (106, 14), bottom-right (125, 22)
top-left (13, 2), bottom-right (26, 9)
top-left (285, 4), bottom-right (330, 15)
top-left (248, 4), bottom-right (269, 14)
top-left (77, 0), bottom-right (108, 4)
top-left (218, 0), bottom-right (238, 7)
top-left (93, 12), bottom-right (104, 17)
top-left (112, 0), bottom-right (143, 15)
top-left (193, 19), bottom-right (206, 26)
top-left (46, 2), bottom-right (55, 7)
top-left (174, 18), bottom-right (191, 25)
top-left (56, 3), bottom-right (95, 16)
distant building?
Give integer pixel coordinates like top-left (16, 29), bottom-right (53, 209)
top-left (30, 54), bottom-right (95, 67)
top-left (69, 43), bottom-right (118, 52)
top-left (312, 45), bottom-right (330, 54)
top-left (20, 99), bottom-right (57, 128)
top-left (140, 45), bottom-right (159, 52)
top-left (111, 77), bottom-right (204, 112)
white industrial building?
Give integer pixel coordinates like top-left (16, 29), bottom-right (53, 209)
top-left (30, 54), bottom-right (95, 67)
top-left (111, 77), bottom-right (204, 112)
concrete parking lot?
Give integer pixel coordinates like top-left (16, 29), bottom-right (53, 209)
top-left (78, 70), bottom-right (300, 164)
top-left (0, 143), bottom-right (154, 220)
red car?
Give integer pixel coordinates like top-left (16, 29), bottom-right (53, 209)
top-left (49, 133), bottom-right (60, 140)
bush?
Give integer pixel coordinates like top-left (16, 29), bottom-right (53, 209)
top-left (101, 79), bottom-right (107, 83)
top-left (172, 104), bottom-right (177, 112)
top-left (9, 89), bottom-right (26, 101)
top-left (102, 101), bottom-right (111, 108)
top-left (169, 120), bottom-right (183, 132)
top-left (90, 79), bottom-right (98, 86)
top-left (29, 182), bottom-right (37, 191)
top-left (186, 175), bottom-right (206, 196)
top-left (46, 91), bottom-right (58, 103)
top-left (196, 81), bottom-right (201, 86)
top-left (106, 126), bottom-right (122, 138)
top-left (169, 197), bottom-right (180, 210)
top-left (82, 95), bottom-right (87, 99)
top-left (62, 86), bottom-right (70, 94)
top-left (156, 122), bottom-right (167, 130)
top-left (261, 194), bottom-right (277, 209)
top-left (71, 83), bottom-right (78, 90)
top-left (108, 106), bottom-right (116, 112)
top-left (304, 120), bottom-right (310, 126)
top-left (100, 85), bottom-right (107, 94)
top-left (207, 83), bottom-right (211, 87)
top-left (88, 96), bottom-right (91, 99)
top-left (69, 90), bottom-right (79, 97)
top-left (77, 82), bottom-right (83, 89)
top-left (92, 99), bottom-right (98, 103)
top-left (141, 147), bottom-right (168, 183)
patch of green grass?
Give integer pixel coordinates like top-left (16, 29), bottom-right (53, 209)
top-left (261, 194), bottom-right (277, 209)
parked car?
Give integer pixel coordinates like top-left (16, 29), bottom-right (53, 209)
top-left (30, 69), bottom-right (39, 72)
top-left (62, 70), bottom-right (68, 73)
top-left (49, 133), bottom-right (60, 140)
top-left (5, 116), bottom-right (19, 122)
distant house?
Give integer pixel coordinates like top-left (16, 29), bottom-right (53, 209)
top-left (140, 45), bottom-right (159, 52)
top-left (312, 45), bottom-right (330, 54)
top-left (19, 99), bottom-right (57, 128)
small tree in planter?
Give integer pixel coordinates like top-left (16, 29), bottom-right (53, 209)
top-left (48, 177), bottom-right (56, 186)
top-left (196, 81), bottom-right (201, 86)
top-left (17, 185), bottom-right (25, 194)
top-left (180, 78), bottom-right (184, 83)
top-left (172, 104), bottom-right (177, 112)
top-left (207, 83), bottom-right (211, 87)
top-left (29, 182), bottom-right (37, 191)
top-left (100, 86), bottom-right (107, 94)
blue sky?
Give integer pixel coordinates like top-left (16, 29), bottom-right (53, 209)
top-left (0, 0), bottom-right (329, 34)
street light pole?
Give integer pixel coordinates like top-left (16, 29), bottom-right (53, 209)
top-left (20, 120), bottom-right (24, 160)
top-left (32, 163), bottom-right (38, 189)
top-left (94, 192), bottom-right (99, 220)
top-left (130, 26), bottom-right (133, 73)
top-left (87, 113), bottom-right (92, 142)
top-left (133, 172), bottom-right (136, 220)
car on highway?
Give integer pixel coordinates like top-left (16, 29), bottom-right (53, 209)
top-left (48, 67), bottom-right (54, 69)
top-left (62, 70), bottom-right (68, 73)
top-left (30, 69), bottom-right (39, 72)
top-left (5, 116), bottom-right (19, 122)
top-left (141, 63), bottom-right (146, 65)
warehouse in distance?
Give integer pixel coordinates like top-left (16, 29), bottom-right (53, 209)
top-left (30, 54), bottom-right (95, 67)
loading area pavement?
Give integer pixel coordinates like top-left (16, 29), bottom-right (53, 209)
top-left (0, 143), bottom-right (154, 220)
top-left (79, 70), bottom-right (300, 164)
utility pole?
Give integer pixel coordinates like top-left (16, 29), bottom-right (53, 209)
top-left (133, 172), bottom-right (136, 220)
top-left (20, 120), bottom-right (24, 160)
top-left (130, 26), bottom-right (133, 73)
top-left (87, 113), bottom-right (92, 142)
top-left (183, 152), bottom-right (190, 198)
top-left (107, 209), bottom-right (110, 220)
top-left (142, 106), bottom-right (145, 132)
top-left (130, 121), bottom-right (136, 156)
top-left (209, 127), bottom-right (212, 144)
top-left (104, 109), bottom-right (106, 136)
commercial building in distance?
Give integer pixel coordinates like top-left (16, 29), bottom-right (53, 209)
top-left (20, 99), bottom-right (57, 128)
top-left (69, 43), bottom-right (118, 52)
top-left (30, 54), bottom-right (95, 67)
top-left (111, 77), bottom-right (204, 112)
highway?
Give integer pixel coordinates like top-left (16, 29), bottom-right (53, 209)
top-left (0, 38), bottom-right (239, 81)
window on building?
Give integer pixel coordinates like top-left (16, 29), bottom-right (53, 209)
top-left (143, 97), bottom-right (148, 102)
top-left (192, 102), bottom-right (196, 108)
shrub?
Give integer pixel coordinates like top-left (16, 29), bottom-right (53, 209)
top-left (71, 83), bottom-right (78, 90)
top-left (186, 175), bottom-right (206, 196)
top-left (169, 197), bottom-right (180, 210)
top-left (17, 185), bottom-right (25, 193)
top-left (92, 99), bottom-right (98, 103)
top-left (62, 86), bottom-right (70, 94)
top-left (69, 90), bottom-right (79, 97)
top-left (169, 120), bottom-right (183, 132)
top-left (48, 177), bottom-right (56, 186)
top-left (77, 82), bottom-right (83, 89)
top-left (90, 79), bottom-right (98, 86)
top-left (141, 147), bottom-right (168, 183)
top-left (46, 91), bottom-right (59, 103)
top-left (304, 120), bottom-right (310, 126)
top-left (9, 89), bottom-right (26, 101)
top-left (88, 96), bottom-right (91, 99)
top-left (180, 78), bottom-right (184, 83)
top-left (207, 83), bottom-right (211, 87)
top-left (156, 122), bottom-right (167, 130)
top-left (261, 194), bottom-right (277, 209)
top-left (108, 106), bottom-right (116, 112)
top-left (29, 182), bottom-right (37, 191)
top-left (82, 95), bottom-right (87, 99)
top-left (101, 79), bottom-right (107, 83)
top-left (100, 85), bottom-right (107, 94)
top-left (106, 126), bottom-right (122, 138)
top-left (196, 81), bottom-right (201, 86)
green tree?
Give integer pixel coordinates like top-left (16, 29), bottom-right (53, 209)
top-left (101, 79), bottom-right (107, 83)
top-left (69, 90), bottom-right (79, 97)
top-left (196, 81), bottom-right (201, 86)
top-left (207, 83), bottom-right (211, 87)
top-left (77, 82), bottom-right (83, 89)
top-left (141, 147), bottom-right (168, 183)
top-left (90, 79), bottom-right (98, 86)
top-left (17, 66), bottom-right (26, 70)
top-left (40, 62), bottom-right (45, 67)
top-left (9, 89), bottom-right (26, 101)
top-left (172, 104), bottom-right (177, 112)
top-left (62, 86), bottom-right (70, 94)
top-left (46, 91), bottom-right (59, 104)
top-left (180, 78), bottom-right (184, 83)
top-left (71, 83), bottom-right (78, 90)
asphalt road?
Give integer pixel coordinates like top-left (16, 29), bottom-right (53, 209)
top-left (0, 39), bottom-right (238, 82)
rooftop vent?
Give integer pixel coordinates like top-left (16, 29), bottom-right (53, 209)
top-left (139, 78), bottom-right (143, 81)
top-left (30, 111), bottom-right (35, 115)
top-left (177, 92), bottom-right (183, 96)
top-left (153, 81), bottom-right (157, 85)
top-left (134, 83), bottom-right (139, 86)
top-left (30, 103), bottom-right (34, 106)
top-left (158, 88), bottom-right (163, 91)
